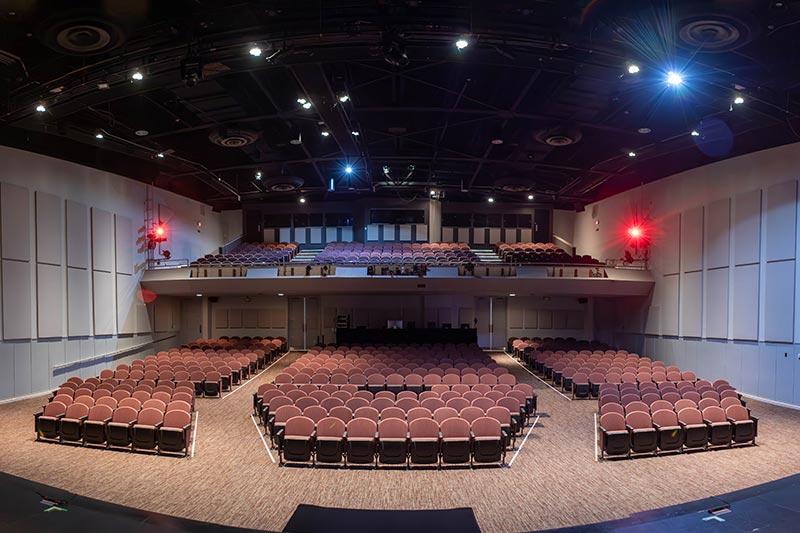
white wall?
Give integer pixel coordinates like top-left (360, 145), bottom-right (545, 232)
top-left (552, 209), bottom-right (575, 248)
top-left (575, 141), bottom-right (800, 405)
top-left (209, 295), bottom-right (288, 339)
top-left (0, 145), bottom-right (226, 401)
top-left (221, 209), bottom-right (243, 245)
top-left (507, 295), bottom-right (592, 340)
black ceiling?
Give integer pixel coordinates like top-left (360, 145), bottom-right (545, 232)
top-left (2, 0), bottom-right (800, 210)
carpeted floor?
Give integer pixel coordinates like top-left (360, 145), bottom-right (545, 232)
top-left (1, 350), bottom-right (799, 533)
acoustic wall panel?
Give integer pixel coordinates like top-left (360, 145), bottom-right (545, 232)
top-left (504, 229), bottom-right (518, 243)
top-left (366, 224), bottom-right (380, 241)
top-left (520, 228), bottom-right (532, 242)
top-left (66, 200), bottom-right (90, 269)
top-left (738, 344), bottom-right (759, 394)
top-left (567, 311), bottom-right (584, 330)
top-left (67, 267), bottom-right (91, 336)
top-left (552, 310), bottom-right (567, 329)
top-left (340, 227), bottom-right (353, 242)
top-left (766, 181), bottom-right (797, 262)
top-left (309, 227), bottom-right (322, 244)
top-left (279, 227), bottom-right (291, 242)
top-left (398, 224), bottom-right (411, 241)
top-left (680, 271), bottom-right (702, 337)
top-left (775, 346), bottom-right (795, 404)
top-left (645, 306), bottom-right (660, 335)
top-left (35, 192), bottom-right (62, 266)
top-left (488, 228), bottom-right (501, 244)
top-left (705, 198), bottom-right (730, 270)
top-left (114, 215), bottom-right (134, 275)
top-left (705, 268), bottom-right (729, 339)
top-left (442, 227), bottom-right (455, 242)
top-left (37, 263), bottom-right (63, 338)
top-left (258, 309), bottom-right (270, 328)
top-left (115, 274), bottom-right (136, 334)
top-left (154, 299), bottom-right (173, 332)
top-left (661, 274), bottom-right (680, 336)
top-left (323, 227), bottom-right (337, 244)
top-left (13, 343), bottom-right (31, 397)
top-left (523, 309), bottom-right (538, 329)
top-left (472, 228), bottom-right (487, 244)
top-left (508, 303), bottom-right (523, 328)
top-left (680, 207), bottom-right (704, 272)
top-left (269, 309), bottom-right (284, 328)
top-left (294, 229), bottom-right (307, 244)
top-left (731, 264), bottom-right (759, 340)
top-left (2, 259), bottom-right (31, 339)
top-left (243, 309), bottom-right (258, 328)
top-left (1, 183), bottom-right (30, 261)
top-left (228, 309), bottom-right (243, 328)
top-left (135, 298), bottom-right (150, 334)
top-left (733, 189), bottom-right (761, 265)
top-left (538, 310), bottom-right (552, 329)
top-left (757, 344), bottom-right (777, 399)
top-left (764, 260), bottom-right (795, 343)
top-left (661, 213), bottom-right (681, 275)
top-left (214, 308), bottom-right (228, 328)
top-left (91, 208), bottom-right (114, 273)
top-left (92, 270), bottom-right (114, 335)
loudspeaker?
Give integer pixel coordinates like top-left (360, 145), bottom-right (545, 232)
top-left (208, 296), bottom-right (219, 303)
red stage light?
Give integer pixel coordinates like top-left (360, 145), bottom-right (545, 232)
top-left (627, 226), bottom-right (643, 239)
top-left (155, 226), bottom-right (165, 237)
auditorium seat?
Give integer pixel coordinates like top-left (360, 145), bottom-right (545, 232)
top-left (315, 417), bottom-right (346, 464)
top-left (678, 408), bottom-right (708, 450)
top-left (440, 417), bottom-right (471, 465)
top-left (279, 416), bottom-right (316, 465)
top-left (702, 406), bottom-right (732, 447)
top-left (132, 408), bottom-right (164, 452)
top-left (35, 401), bottom-right (67, 441)
top-left (599, 412), bottom-right (629, 458)
top-left (726, 405), bottom-right (757, 445)
top-left (346, 418), bottom-right (378, 466)
top-left (159, 410), bottom-right (193, 456)
top-left (471, 417), bottom-right (505, 466)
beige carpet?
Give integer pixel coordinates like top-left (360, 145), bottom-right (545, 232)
top-left (1, 350), bottom-right (798, 533)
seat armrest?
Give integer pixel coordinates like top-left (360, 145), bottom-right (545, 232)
top-left (501, 429), bottom-right (508, 439)
top-left (311, 430), bottom-right (317, 438)
top-left (182, 423), bottom-right (192, 431)
top-left (653, 423), bottom-right (662, 430)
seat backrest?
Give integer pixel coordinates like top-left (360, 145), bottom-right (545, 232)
top-left (88, 404), bottom-right (113, 421)
top-left (625, 401), bottom-right (649, 414)
top-left (381, 407), bottom-right (406, 421)
top-left (725, 405), bottom-right (749, 422)
top-left (459, 406), bottom-right (484, 424)
top-left (167, 400), bottom-right (192, 413)
top-left (651, 409), bottom-right (678, 427)
top-left (345, 398), bottom-right (369, 411)
top-left (112, 405), bottom-right (139, 423)
top-left (698, 398), bottom-right (720, 410)
top-left (346, 417), bottom-right (377, 438)
top-left (486, 406), bottom-right (511, 425)
top-left (433, 407), bottom-right (459, 424)
top-left (43, 400), bottom-right (68, 417)
top-left (274, 405), bottom-right (302, 423)
top-left (599, 412), bottom-right (626, 431)
top-left (440, 417), bottom-right (470, 438)
top-left (137, 407), bottom-right (164, 426)
top-left (303, 405), bottom-right (328, 424)
top-left (407, 407), bottom-right (433, 423)
top-left (328, 406), bottom-right (354, 424)
top-left (720, 397), bottom-right (742, 409)
top-left (354, 406), bottom-right (380, 423)
top-left (284, 415), bottom-right (315, 437)
top-left (409, 417), bottom-right (439, 439)
top-left (163, 409), bottom-right (192, 429)
top-left (677, 407), bottom-right (703, 425)
top-left (625, 410), bottom-right (652, 430)
top-left (317, 416), bottom-right (346, 438)
top-left (379, 418), bottom-right (408, 438)
top-left (472, 416), bottom-right (501, 438)
top-left (65, 403), bottom-right (90, 419)
top-left (600, 403), bottom-right (624, 416)
top-left (702, 406), bottom-right (727, 423)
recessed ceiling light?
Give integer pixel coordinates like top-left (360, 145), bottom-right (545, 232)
top-left (277, 293), bottom-right (284, 296)
top-left (135, 129), bottom-right (149, 136)
top-left (296, 97), bottom-right (307, 104)
top-left (156, 152), bottom-right (165, 158)
top-left (666, 71), bottom-right (683, 86)
top-left (320, 130), bottom-right (330, 137)
top-left (733, 95), bottom-right (745, 105)
top-left (691, 130), bottom-right (700, 137)
top-left (345, 165), bottom-right (353, 174)
top-left (488, 197), bottom-right (495, 203)
top-left (351, 131), bottom-right (360, 136)
top-left (97, 82), bottom-right (110, 90)
top-left (35, 104), bottom-right (46, 113)
top-left (509, 293), bottom-right (516, 297)
top-left (430, 189), bottom-right (436, 196)
top-left (628, 151), bottom-right (637, 157)
top-left (299, 197), bottom-right (306, 203)
top-left (527, 194), bottom-right (534, 200)
top-left (131, 70), bottom-right (144, 81)
top-left (255, 170), bottom-right (262, 180)
top-left (196, 293), bottom-right (203, 297)
top-left (302, 102), bottom-right (312, 109)
top-left (455, 38), bottom-right (469, 50)
top-left (627, 64), bottom-right (640, 74)
top-left (95, 132), bottom-right (104, 139)
top-left (491, 138), bottom-right (504, 145)
top-left (338, 93), bottom-right (350, 103)
top-left (637, 127), bottom-right (651, 134)
top-left (249, 46), bottom-right (263, 57)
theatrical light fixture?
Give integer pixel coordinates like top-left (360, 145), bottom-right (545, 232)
top-left (627, 226), bottom-right (643, 239)
top-left (637, 127), bottom-right (651, 134)
top-left (488, 197), bottom-right (495, 203)
top-left (302, 102), bottom-right (312, 109)
top-left (95, 132), bottom-right (104, 139)
top-left (733, 95), bottom-right (745, 105)
top-left (491, 138), bottom-right (504, 145)
top-left (627, 64), bottom-right (640, 74)
top-left (35, 104), bottom-right (46, 113)
top-left (509, 293), bottom-right (516, 297)
top-left (320, 130), bottom-right (330, 137)
top-left (351, 130), bottom-right (360, 136)
top-left (249, 45), bottom-right (263, 57)
top-left (628, 151), bottom-right (637, 157)
top-left (455, 38), bottom-right (469, 50)
top-left (527, 194), bottom-right (535, 200)
top-left (299, 197), bottom-right (306, 203)
top-left (430, 189), bottom-right (436, 196)
top-left (131, 70), bottom-right (144, 81)
top-left (196, 293), bottom-right (203, 297)
top-left (691, 130), bottom-right (700, 136)
top-left (156, 152), bottom-right (165, 158)
top-left (345, 165), bottom-right (353, 174)
top-left (254, 170), bottom-right (262, 180)
top-left (338, 93), bottom-right (350, 103)
top-left (666, 71), bottom-right (683, 86)
top-left (296, 97), bottom-right (307, 104)
top-left (277, 293), bottom-right (284, 297)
